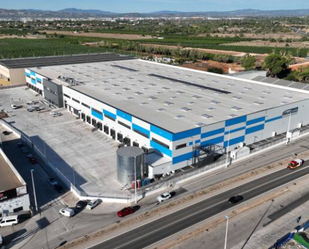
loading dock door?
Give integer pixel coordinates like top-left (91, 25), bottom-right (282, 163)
top-left (111, 129), bottom-right (116, 140)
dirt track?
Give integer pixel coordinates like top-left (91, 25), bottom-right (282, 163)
top-left (43, 30), bottom-right (153, 40)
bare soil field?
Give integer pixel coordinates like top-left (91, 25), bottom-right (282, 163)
top-left (222, 40), bottom-right (309, 48)
top-left (181, 60), bottom-right (244, 74)
top-left (43, 30), bottom-right (153, 40)
top-left (198, 33), bottom-right (303, 39)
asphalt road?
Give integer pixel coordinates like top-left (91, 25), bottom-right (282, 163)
top-left (90, 162), bottom-right (309, 249)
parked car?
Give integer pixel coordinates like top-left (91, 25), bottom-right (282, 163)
top-left (228, 195), bottom-right (244, 204)
top-left (21, 147), bottom-right (29, 154)
top-left (35, 106), bottom-right (45, 111)
top-left (27, 107), bottom-right (36, 112)
top-left (50, 112), bottom-right (62, 117)
top-left (157, 192), bottom-right (172, 203)
top-left (59, 208), bottom-right (75, 217)
top-left (25, 152), bottom-right (33, 158)
top-left (29, 157), bottom-right (38, 164)
top-left (10, 104), bottom-right (18, 109)
top-left (0, 215), bottom-right (19, 227)
top-left (75, 200), bottom-right (88, 210)
top-left (117, 207), bottom-right (135, 218)
top-left (17, 142), bottom-right (24, 149)
top-left (49, 178), bottom-right (63, 193)
top-left (86, 199), bottom-right (100, 210)
top-left (2, 131), bottom-right (12, 136)
top-left (0, 233), bottom-right (3, 246)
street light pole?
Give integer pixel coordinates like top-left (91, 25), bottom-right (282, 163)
top-left (286, 112), bottom-right (292, 144)
top-left (134, 156), bottom-right (137, 204)
top-left (224, 215), bottom-right (229, 249)
top-left (225, 131), bottom-right (230, 167)
top-left (31, 169), bottom-right (38, 212)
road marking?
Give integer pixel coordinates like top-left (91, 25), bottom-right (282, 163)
top-left (88, 166), bottom-right (309, 249)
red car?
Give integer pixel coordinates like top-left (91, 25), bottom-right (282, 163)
top-left (117, 207), bottom-right (134, 218)
top-left (29, 157), bottom-right (38, 164)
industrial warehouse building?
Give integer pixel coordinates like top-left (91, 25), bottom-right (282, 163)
top-left (0, 149), bottom-right (30, 216)
top-left (0, 53), bottom-right (133, 86)
top-left (25, 56), bottom-right (309, 178)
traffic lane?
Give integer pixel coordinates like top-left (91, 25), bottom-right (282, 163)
top-left (90, 165), bottom-right (309, 249)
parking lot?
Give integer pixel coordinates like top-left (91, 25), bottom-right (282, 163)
top-left (0, 86), bottom-right (131, 198)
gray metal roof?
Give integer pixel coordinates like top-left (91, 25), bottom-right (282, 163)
top-left (31, 60), bottom-right (309, 133)
top-left (0, 53), bottom-right (134, 69)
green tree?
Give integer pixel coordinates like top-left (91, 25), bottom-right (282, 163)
top-left (263, 54), bottom-right (290, 78)
top-left (241, 54), bottom-right (256, 70)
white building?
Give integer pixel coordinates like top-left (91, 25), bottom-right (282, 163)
top-left (25, 56), bottom-right (309, 177)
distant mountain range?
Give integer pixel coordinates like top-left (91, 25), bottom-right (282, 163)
top-left (1, 8), bottom-right (309, 19)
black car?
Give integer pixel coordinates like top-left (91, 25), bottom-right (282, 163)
top-left (2, 131), bottom-right (12, 136)
top-left (75, 200), bottom-right (88, 209)
top-left (228, 195), bottom-right (244, 204)
top-left (17, 142), bottom-right (24, 149)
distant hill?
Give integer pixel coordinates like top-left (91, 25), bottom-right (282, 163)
top-left (1, 8), bottom-right (309, 20)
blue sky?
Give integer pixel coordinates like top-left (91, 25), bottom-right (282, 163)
top-left (1, 0), bottom-right (309, 13)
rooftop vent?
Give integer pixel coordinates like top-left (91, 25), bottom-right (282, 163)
top-left (123, 88), bottom-right (131, 91)
top-left (114, 92), bottom-right (122, 96)
top-left (187, 101), bottom-right (195, 105)
top-left (181, 107), bottom-right (192, 112)
top-left (140, 102), bottom-right (149, 106)
top-left (207, 107), bottom-right (215, 111)
top-left (176, 91), bottom-right (185, 95)
top-left (210, 100), bottom-right (220, 105)
top-left (196, 123), bottom-right (206, 127)
top-left (148, 96), bottom-right (157, 100)
top-left (254, 101), bottom-right (264, 105)
top-left (228, 114), bottom-right (238, 118)
top-left (164, 101), bottom-right (174, 106)
top-left (233, 96), bottom-right (242, 100)
top-left (157, 108), bottom-right (165, 112)
top-left (262, 91), bottom-right (271, 95)
top-left (170, 96), bottom-right (178, 100)
top-left (127, 97), bottom-right (134, 100)
top-left (281, 101), bottom-right (288, 105)
top-left (192, 95), bottom-right (202, 99)
top-left (284, 95), bottom-right (292, 99)
top-left (135, 92), bottom-right (143, 95)
top-left (202, 114), bottom-right (213, 119)
top-left (156, 91), bottom-right (162, 95)
top-left (175, 115), bottom-right (185, 119)
top-left (231, 106), bottom-right (242, 111)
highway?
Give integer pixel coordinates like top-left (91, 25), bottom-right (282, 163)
top-left (90, 162), bottom-right (309, 249)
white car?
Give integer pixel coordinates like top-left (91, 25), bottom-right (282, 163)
top-left (157, 192), bottom-right (172, 203)
top-left (59, 207), bottom-right (75, 217)
top-left (50, 112), bottom-right (62, 117)
top-left (86, 199), bottom-right (101, 210)
top-left (11, 104), bottom-right (18, 109)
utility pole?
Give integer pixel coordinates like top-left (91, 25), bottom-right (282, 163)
top-left (225, 131), bottom-right (231, 167)
top-left (224, 215), bottom-right (229, 249)
top-left (134, 156), bottom-right (137, 204)
top-left (31, 169), bottom-right (38, 212)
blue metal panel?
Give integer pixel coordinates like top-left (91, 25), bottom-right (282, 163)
top-left (173, 127), bottom-right (201, 141)
top-left (265, 116), bottom-right (282, 123)
top-left (200, 136), bottom-right (224, 147)
top-left (201, 128), bottom-right (224, 139)
top-left (30, 71), bottom-right (36, 76)
top-left (225, 116), bottom-right (247, 127)
top-left (245, 124), bottom-right (265, 135)
top-left (224, 136), bottom-right (245, 147)
top-left (31, 78), bottom-right (36, 85)
top-left (189, 142), bottom-right (193, 146)
top-left (172, 151), bottom-right (193, 164)
top-left (36, 77), bottom-right (42, 83)
top-left (116, 109), bottom-right (132, 122)
top-left (150, 140), bottom-right (172, 157)
top-left (25, 72), bottom-right (30, 78)
top-left (246, 116), bottom-right (265, 126)
top-left (103, 109), bottom-right (116, 120)
top-left (91, 108), bottom-right (103, 120)
top-left (150, 125), bottom-right (173, 141)
top-left (132, 123), bottom-right (150, 138)
top-left (195, 139), bottom-right (200, 144)
top-left (225, 126), bottom-right (246, 135)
